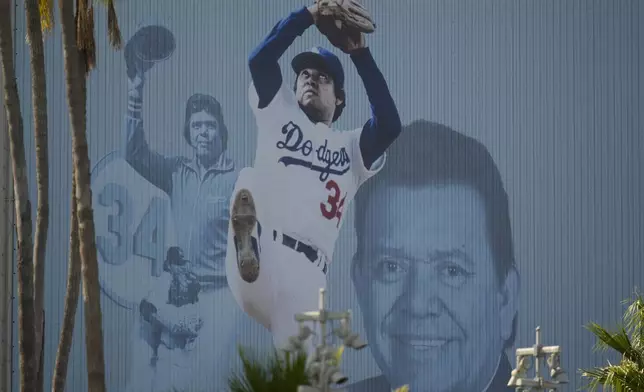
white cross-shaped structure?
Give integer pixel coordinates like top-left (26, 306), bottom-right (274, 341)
top-left (507, 326), bottom-right (569, 391)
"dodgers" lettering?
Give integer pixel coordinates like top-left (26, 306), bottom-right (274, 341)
top-left (276, 121), bottom-right (351, 182)
top-left (316, 140), bottom-right (350, 171)
top-left (276, 121), bottom-right (313, 156)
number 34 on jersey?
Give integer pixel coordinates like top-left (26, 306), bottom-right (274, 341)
top-left (320, 179), bottom-right (346, 228)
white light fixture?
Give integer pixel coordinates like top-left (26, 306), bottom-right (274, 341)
top-left (286, 288), bottom-right (368, 392)
top-left (507, 326), bottom-right (569, 391)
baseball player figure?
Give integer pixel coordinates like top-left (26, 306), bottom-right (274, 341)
top-left (225, 1), bottom-right (402, 353)
top-left (118, 24), bottom-right (260, 392)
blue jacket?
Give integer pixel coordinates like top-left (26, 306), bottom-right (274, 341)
top-left (123, 106), bottom-right (237, 281)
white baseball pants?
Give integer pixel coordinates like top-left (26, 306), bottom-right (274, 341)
top-left (225, 168), bottom-right (328, 352)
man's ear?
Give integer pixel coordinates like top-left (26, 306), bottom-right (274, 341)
top-left (335, 88), bottom-right (345, 106)
top-left (498, 266), bottom-right (520, 342)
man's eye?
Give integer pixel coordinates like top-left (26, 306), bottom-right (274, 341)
top-left (444, 265), bottom-right (466, 276)
top-left (438, 264), bottom-right (473, 287)
top-left (374, 259), bottom-right (408, 283)
top-left (385, 261), bottom-right (401, 272)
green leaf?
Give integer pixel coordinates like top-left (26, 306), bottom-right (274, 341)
top-left (334, 345), bottom-right (345, 365)
top-left (228, 345), bottom-right (310, 392)
top-left (579, 288), bottom-right (644, 392)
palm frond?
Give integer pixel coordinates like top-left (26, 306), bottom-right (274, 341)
top-left (266, 350), bottom-right (309, 390)
top-left (228, 346), bottom-right (310, 392)
top-left (228, 346), bottom-right (271, 392)
top-left (74, 0), bottom-right (95, 73)
top-left (622, 290), bottom-right (644, 353)
top-left (584, 322), bottom-right (641, 363)
top-left (580, 289), bottom-right (644, 391)
top-left (71, 0), bottom-right (122, 75)
top-left (38, 0), bottom-right (54, 34)
top-left (95, 0), bottom-right (122, 49)
top-left (580, 359), bottom-right (644, 392)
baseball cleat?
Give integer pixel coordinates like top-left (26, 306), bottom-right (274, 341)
top-left (231, 189), bottom-right (259, 283)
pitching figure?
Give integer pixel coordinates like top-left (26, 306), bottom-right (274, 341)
top-left (225, 0), bottom-right (402, 352)
top-left (121, 23), bottom-right (244, 392)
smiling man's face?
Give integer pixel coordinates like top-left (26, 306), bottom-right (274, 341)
top-left (188, 110), bottom-right (223, 161)
top-left (353, 183), bottom-right (516, 392)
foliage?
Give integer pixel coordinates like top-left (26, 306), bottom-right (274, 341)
top-left (38, 0), bottom-right (54, 34)
top-left (227, 346), bottom-right (310, 392)
top-left (579, 289), bottom-right (644, 392)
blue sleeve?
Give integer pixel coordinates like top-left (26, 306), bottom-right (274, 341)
top-left (350, 47), bottom-right (402, 170)
top-left (248, 6), bottom-right (314, 109)
top-left (123, 110), bottom-right (177, 195)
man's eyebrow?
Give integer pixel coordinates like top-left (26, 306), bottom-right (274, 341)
top-left (193, 120), bottom-right (216, 124)
top-left (372, 245), bottom-right (473, 266)
top-left (370, 245), bottom-right (408, 258)
top-left (431, 248), bottom-right (473, 266)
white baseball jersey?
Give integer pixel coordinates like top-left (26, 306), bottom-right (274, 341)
top-left (248, 81), bottom-right (386, 262)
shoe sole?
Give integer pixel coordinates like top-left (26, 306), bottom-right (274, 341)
top-left (231, 189), bottom-right (259, 283)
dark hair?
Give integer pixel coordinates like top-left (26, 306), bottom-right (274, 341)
top-left (353, 119), bottom-right (517, 346)
top-left (183, 93), bottom-right (228, 149)
top-left (292, 77), bottom-right (346, 122)
top-left (332, 88), bottom-right (346, 122)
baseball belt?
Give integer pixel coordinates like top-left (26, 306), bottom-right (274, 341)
top-left (273, 230), bottom-right (328, 275)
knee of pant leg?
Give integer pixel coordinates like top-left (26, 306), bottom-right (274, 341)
top-left (235, 167), bottom-right (257, 191)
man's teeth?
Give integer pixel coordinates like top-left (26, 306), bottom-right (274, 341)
top-left (408, 339), bottom-right (448, 348)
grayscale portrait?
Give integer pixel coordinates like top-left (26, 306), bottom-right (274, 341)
top-left (123, 25), bottom-right (238, 278)
top-left (113, 24), bottom-right (245, 391)
top-left (349, 120), bottom-right (520, 392)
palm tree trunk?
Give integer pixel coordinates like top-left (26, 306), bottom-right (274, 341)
top-left (51, 171), bottom-right (81, 392)
top-left (0, 0), bottom-right (37, 391)
top-left (24, 1), bottom-right (50, 390)
top-left (59, 0), bottom-right (107, 390)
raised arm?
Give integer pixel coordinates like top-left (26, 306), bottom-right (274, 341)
top-left (350, 47), bottom-right (402, 169)
top-left (248, 6), bottom-right (316, 109)
top-left (123, 74), bottom-right (178, 195)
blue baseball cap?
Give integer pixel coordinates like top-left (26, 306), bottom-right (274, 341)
top-left (291, 46), bottom-right (345, 90)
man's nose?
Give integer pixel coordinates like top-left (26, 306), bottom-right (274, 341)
top-left (403, 274), bottom-right (445, 318)
top-left (305, 74), bottom-right (320, 84)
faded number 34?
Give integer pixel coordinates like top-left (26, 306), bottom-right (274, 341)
top-left (320, 179), bottom-right (346, 228)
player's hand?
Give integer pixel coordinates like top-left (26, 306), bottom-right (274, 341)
top-left (343, 30), bottom-right (365, 53)
top-left (307, 3), bottom-right (320, 23)
top-left (127, 72), bottom-right (145, 97)
top-left (321, 24), bottom-right (365, 54)
top-left (314, 0), bottom-right (373, 53)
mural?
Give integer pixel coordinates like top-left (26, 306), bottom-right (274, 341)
top-left (9, 1), bottom-right (643, 392)
top-left (224, 3), bottom-right (401, 359)
top-left (349, 120), bottom-right (518, 391)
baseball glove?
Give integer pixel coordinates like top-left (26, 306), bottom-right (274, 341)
top-left (315, 0), bottom-right (376, 52)
top-left (125, 24), bottom-right (175, 79)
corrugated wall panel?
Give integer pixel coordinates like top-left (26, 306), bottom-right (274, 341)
top-left (6, 0), bottom-right (644, 391)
